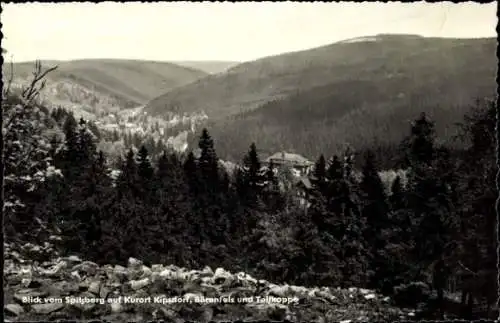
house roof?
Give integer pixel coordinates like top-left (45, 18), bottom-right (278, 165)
top-left (294, 176), bottom-right (313, 190)
top-left (265, 152), bottom-right (313, 166)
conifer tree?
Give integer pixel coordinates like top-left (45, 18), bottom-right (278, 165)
top-left (183, 151), bottom-right (198, 194)
top-left (453, 99), bottom-right (497, 317)
top-left (116, 149), bottom-right (139, 199)
top-left (239, 143), bottom-right (265, 206)
top-left (198, 129), bottom-right (227, 243)
top-left (406, 112), bottom-right (436, 166)
top-left (359, 150), bottom-right (391, 289)
top-left (198, 128), bottom-right (219, 189)
top-left (61, 114), bottom-right (79, 180)
top-left (68, 150), bottom-right (112, 257)
top-left (76, 118), bottom-right (97, 167)
top-left (360, 150), bottom-right (389, 244)
top-left (147, 151), bottom-right (193, 265)
top-left (311, 154), bottom-right (327, 195)
top-left (136, 145), bottom-right (154, 198)
top-left (325, 155), bottom-right (344, 216)
top-left (390, 175), bottom-right (405, 210)
top-left (399, 112), bottom-right (459, 313)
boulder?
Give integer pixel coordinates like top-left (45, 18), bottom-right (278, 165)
top-left (31, 303), bottom-right (65, 315)
top-left (4, 304), bottom-right (24, 316)
top-left (88, 280), bottom-right (101, 295)
top-left (71, 261), bottom-right (99, 276)
top-left (129, 278), bottom-right (151, 291)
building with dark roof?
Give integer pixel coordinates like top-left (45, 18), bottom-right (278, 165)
top-left (264, 151), bottom-right (314, 177)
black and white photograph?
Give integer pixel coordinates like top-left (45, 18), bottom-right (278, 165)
top-left (1, 2), bottom-right (498, 322)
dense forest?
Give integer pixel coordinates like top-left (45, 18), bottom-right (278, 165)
top-left (2, 62), bottom-right (498, 320)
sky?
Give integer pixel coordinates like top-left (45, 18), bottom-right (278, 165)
top-left (1, 1), bottom-right (497, 63)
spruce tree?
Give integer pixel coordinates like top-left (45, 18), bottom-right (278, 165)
top-left (325, 152), bottom-right (371, 287)
top-left (76, 118), bottom-right (97, 167)
top-left (311, 154), bottom-right (327, 196)
top-left (136, 145), bottom-right (154, 198)
top-left (61, 114), bottom-right (79, 180)
top-left (198, 128), bottom-right (219, 189)
top-left (183, 151), bottom-right (199, 195)
top-left (69, 150), bottom-right (112, 258)
top-left (325, 155), bottom-right (344, 217)
top-left (196, 129), bottom-right (229, 247)
top-left (116, 149), bottom-right (139, 199)
top-left (407, 112), bottom-right (436, 166)
top-left (360, 150), bottom-right (389, 244)
top-left (240, 143), bottom-right (265, 206)
top-left (454, 99), bottom-right (497, 317)
top-left (400, 112), bottom-right (459, 314)
top-left (359, 150), bottom-right (390, 290)
top-left (390, 175), bottom-right (405, 211)
top-left (149, 151), bottom-right (193, 265)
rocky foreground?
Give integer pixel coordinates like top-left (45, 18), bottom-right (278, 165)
top-left (4, 239), bottom-right (417, 322)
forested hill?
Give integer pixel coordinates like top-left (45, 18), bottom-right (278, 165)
top-left (167, 35), bottom-right (496, 162)
top-left (144, 34), bottom-right (496, 120)
top-left (4, 59), bottom-right (208, 108)
top-left (2, 60), bottom-right (210, 158)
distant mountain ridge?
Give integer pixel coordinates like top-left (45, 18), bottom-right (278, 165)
top-left (171, 61), bottom-right (240, 74)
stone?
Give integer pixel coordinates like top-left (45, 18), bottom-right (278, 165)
top-left (151, 264), bottom-right (163, 272)
top-left (4, 304), bottom-right (24, 316)
top-left (364, 293), bottom-right (376, 300)
top-left (70, 271), bottom-right (81, 281)
top-left (70, 292), bottom-right (99, 312)
top-left (39, 261), bottom-right (67, 277)
top-left (200, 284), bottom-right (220, 298)
top-left (110, 302), bottom-right (123, 313)
top-left (48, 311), bottom-right (72, 320)
top-left (78, 279), bottom-right (91, 291)
top-left (48, 281), bottom-right (80, 296)
top-left (141, 265), bottom-right (152, 278)
top-left (112, 265), bottom-right (128, 282)
top-left (202, 266), bottom-right (214, 276)
top-left (129, 278), bottom-right (151, 291)
top-left (21, 278), bottom-right (32, 288)
top-left (88, 281), bottom-right (101, 295)
top-left (100, 286), bottom-right (111, 299)
top-left (71, 261), bottom-right (99, 276)
top-left (2, 238), bottom-right (416, 322)
top-left (127, 257), bottom-right (143, 268)
top-left (67, 255), bottom-right (82, 263)
top-left (31, 302), bottom-right (65, 314)
top-left (153, 307), bottom-right (178, 320)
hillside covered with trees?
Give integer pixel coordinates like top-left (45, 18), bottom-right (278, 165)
top-left (145, 35), bottom-right (496, 162)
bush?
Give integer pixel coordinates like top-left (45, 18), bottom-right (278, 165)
top-left (393, 281), bottom-right (431, 307)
